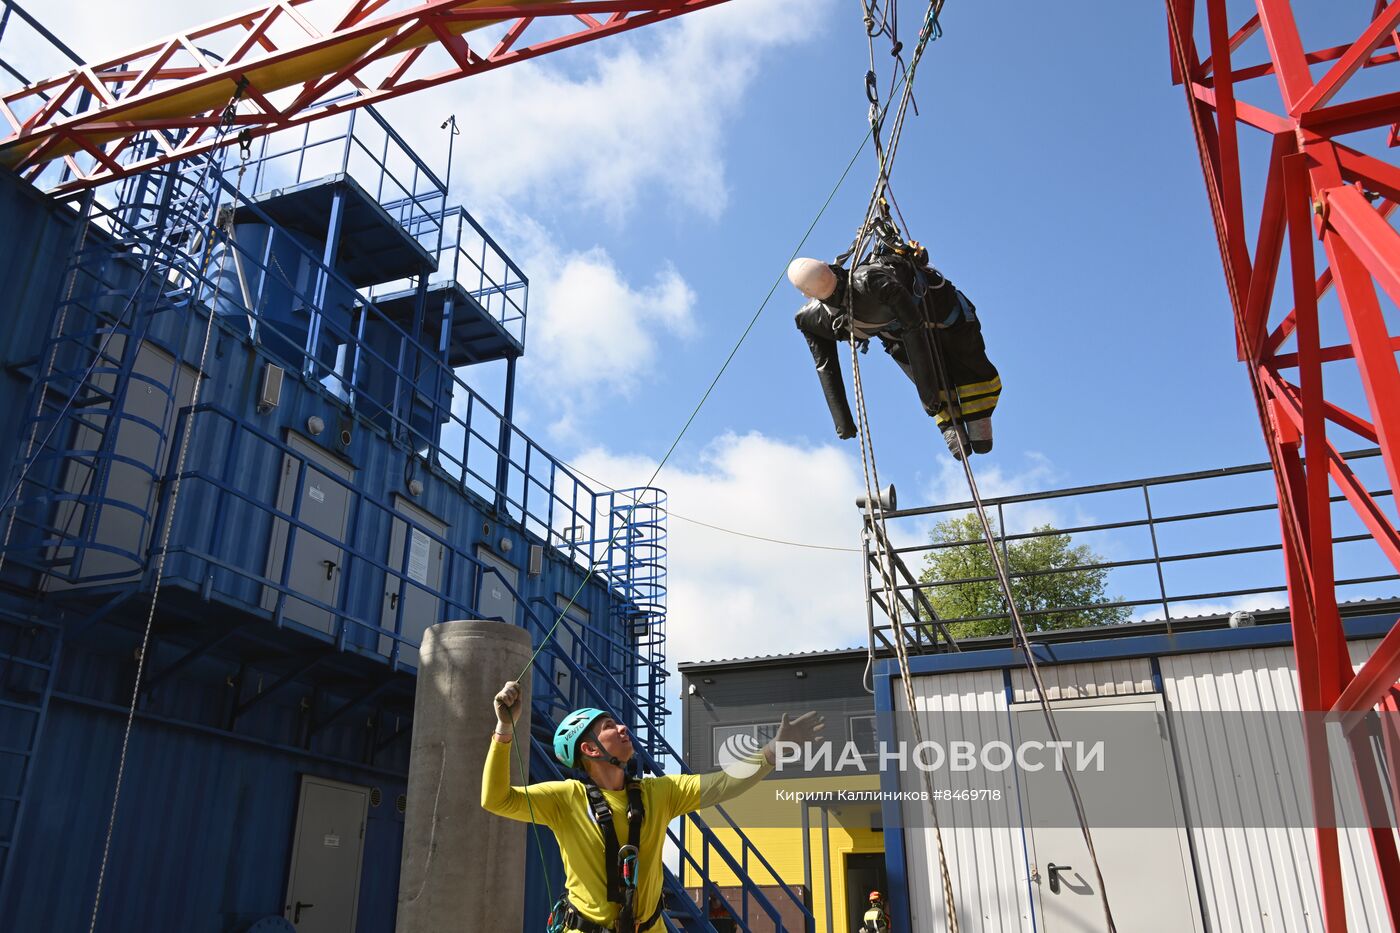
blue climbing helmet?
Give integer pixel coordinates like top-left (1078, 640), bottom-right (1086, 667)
top-left (553, 707), bottom-right (609, 768)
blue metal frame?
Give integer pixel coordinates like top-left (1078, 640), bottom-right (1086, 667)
top-left (0, 53), bottom-right (803, 927)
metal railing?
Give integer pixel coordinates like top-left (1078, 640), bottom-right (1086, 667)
top-left (865, 450), bottom-right (1400, 653)
top-left (241, 98), bottom-right (447, 246)
top-left (372, 206), bottom-right (529, 348)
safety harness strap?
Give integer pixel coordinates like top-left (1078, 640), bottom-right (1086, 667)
top-left (548, 897), bottom-right (665, 933)
top-left (579, 777), bottom-right (647, 932)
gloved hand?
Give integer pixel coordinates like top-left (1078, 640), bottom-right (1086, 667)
top-left (765, 711), bottom-right (825, 765)
top-left (493, 680), bottom-right (522, 737)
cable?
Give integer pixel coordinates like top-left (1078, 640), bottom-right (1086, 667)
top-left (88, 88), bottom-right (249, 933)
top-left (843, 2), bottom-right (962, 927)
top-left (556, 458), bottom-right (859, 552)
top-left (425, 86), bottom-right (887, 920)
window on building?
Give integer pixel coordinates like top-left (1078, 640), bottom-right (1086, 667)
top-left (713, 722), bottom-right (780, 761)
top-left (849, 714), bottom-right (877, 758)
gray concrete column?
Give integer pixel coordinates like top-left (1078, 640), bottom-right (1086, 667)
top-left (396, 619), bottom-right (534, 932)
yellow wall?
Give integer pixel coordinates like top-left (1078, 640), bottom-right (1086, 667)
top-left (682, 775), bottom-right (885, 933)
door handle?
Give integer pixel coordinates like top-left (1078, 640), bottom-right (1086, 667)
top-left (389, 592), bottom-right (398, 610)
top-left (323, 559), bottom-right (337, 580)
top-left (1047, 862), bottom-right (1072, 894)
top-left (294, 901), bottom-right (315, 923)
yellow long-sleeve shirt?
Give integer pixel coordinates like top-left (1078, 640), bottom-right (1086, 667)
top-left (480, 736), bottom-right (773, 930)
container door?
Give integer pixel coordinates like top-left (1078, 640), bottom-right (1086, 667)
top-left (284, 775), bottom-right (368, 933)
top-left (262, 433), bottom-right (354, 634)
top-left (475, 546), bottom-right (517, 624)
top-left (550, 596), bottom-right (589, 711)
top-left (378, 495), bottom-right (447, 666)
top-left (1012, 693), bottom-right (1204, 932)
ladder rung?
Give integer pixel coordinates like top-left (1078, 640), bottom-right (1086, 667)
top-left (0, 656), bottom-right (53, 673)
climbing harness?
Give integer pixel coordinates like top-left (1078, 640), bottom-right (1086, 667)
top-left (542, 778), bottom-right (662, 933)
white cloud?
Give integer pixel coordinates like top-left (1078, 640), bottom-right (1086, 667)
top-left (1133, 592), bottom-right (1287, 624)
top-left (921, 450), bottom-right (1068, 535)
top-left (572, 431), bottom-right (871, 670)
top-left (484, 213), bottom-right (697, 439)
top-left (411, 0), bottom-right (831, 220)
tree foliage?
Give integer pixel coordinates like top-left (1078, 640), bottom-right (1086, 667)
top-left (917, 514), bottom-right (1130, 639)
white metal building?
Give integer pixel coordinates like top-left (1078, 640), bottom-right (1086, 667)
top-left (875, 613), bottom-right (1396, 932)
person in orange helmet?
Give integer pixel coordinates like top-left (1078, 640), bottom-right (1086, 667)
top-left (861, 890), bottom-right (890, 932)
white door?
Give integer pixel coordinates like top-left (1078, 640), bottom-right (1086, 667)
top-left (263, 434), bottom-right (354, 634)
top-left (284, 775), bottom-right (369, 933)
top-left (550, 595), bottom-right (589, 710)
top-left (475, 546), bottom-right (517, 624)
top-left (378, 496), bottom-right (447, 666)
top-left (1011, 694), bottom-right (1204, 932)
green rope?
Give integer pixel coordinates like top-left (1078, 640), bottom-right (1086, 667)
top-left (507, 12), bottom-right (951, 911)
top-left (507, 718), bottom-right (556, 904)
top-left (506, 96), bottom-right (886, 916)
top-left (512, 120), bottom-right (881, 689)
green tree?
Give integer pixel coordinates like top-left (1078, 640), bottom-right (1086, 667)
top-left (917, 514), bottom-right (1130, 639)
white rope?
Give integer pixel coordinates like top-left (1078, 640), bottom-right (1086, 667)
top-left (88, 118), bottom-right (249, 933)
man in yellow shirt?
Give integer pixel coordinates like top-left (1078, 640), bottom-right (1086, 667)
top-left (483, 680), bottom-right (823, 932)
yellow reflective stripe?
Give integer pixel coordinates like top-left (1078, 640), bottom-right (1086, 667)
top-left (957, 375), bottom-right (1001, 397)
top-left (958, 395), bottom-right (999, 416)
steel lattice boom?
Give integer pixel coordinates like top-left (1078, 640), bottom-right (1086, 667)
top-left (0, 0), bottom-right (731, 193)
top-left (1165, 2), bottom-right (1400, 929)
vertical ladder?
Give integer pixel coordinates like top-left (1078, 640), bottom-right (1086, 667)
top-left (5, 151), bottom-right (221, 583)
top-left (0, 609), bottom-right (61, 906)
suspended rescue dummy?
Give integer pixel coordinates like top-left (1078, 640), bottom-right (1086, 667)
top-left (790, 242), bottom-right (1001, 459)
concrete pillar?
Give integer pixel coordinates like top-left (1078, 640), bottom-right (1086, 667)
top-left (396, 619), bottom-right (534, 932)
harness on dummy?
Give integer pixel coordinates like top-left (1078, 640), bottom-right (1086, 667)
top-left (791, 216), bottom-right (999, 458)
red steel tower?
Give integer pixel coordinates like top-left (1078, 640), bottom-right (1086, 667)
top-left (1165, 2), bottom-right (1400, 928)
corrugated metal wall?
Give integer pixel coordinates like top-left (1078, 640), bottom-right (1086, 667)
top-left (1010, 658), bottom-right (1153, 703)
top-left (895, 668), bottom-right (1033, 932)
top-left (1160, 639), bottom-right (1389, 932)
top-left (10, 697), bottom-right (407, 931)
top-left (896, 640), bottom-right (1393, 932)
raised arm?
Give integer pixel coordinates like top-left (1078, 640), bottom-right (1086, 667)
top-left (480, 680), bottom-right (564, 823)
top-left (673, 712), bottom-right (826, 814)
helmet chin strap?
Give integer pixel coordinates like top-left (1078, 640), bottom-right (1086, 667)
top-left (580, 728), bottom-right (628, 772)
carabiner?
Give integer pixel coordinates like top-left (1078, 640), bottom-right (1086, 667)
top-left (618, 844), bottom-right (639, 889)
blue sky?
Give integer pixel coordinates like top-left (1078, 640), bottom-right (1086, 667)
top-left (13, 1), bottom-right (1395, 670)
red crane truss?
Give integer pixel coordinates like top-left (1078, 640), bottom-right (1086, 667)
top-left (0, 0), bottom-right (731, 193)
top-left (1165, 1), bottom-right (1400, 928)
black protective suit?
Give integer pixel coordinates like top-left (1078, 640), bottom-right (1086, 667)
top-left (794, 252), bottom-right (1000, 444)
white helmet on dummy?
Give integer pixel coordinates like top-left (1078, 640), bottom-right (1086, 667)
top-left (786, 258), bottom-right (838, 301)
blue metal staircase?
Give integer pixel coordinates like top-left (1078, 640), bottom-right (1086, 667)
top-left (510, 575), bottom-right (815, 932)
top-left (0, 605), bottom-right (61, 910)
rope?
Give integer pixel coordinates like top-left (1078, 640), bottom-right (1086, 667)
top-left (841, 2), bottom-right (961, 927)
top-left (88, 88), bottom-right (250, 933)
top-left (926, 349), bottom-right (1118, 930)
top-left (558, 458), bottom-right (859, 552)
top-left (428, 95), bottom-right (888, 918)
top-left (845, 1), bottom-right (1112, 927)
